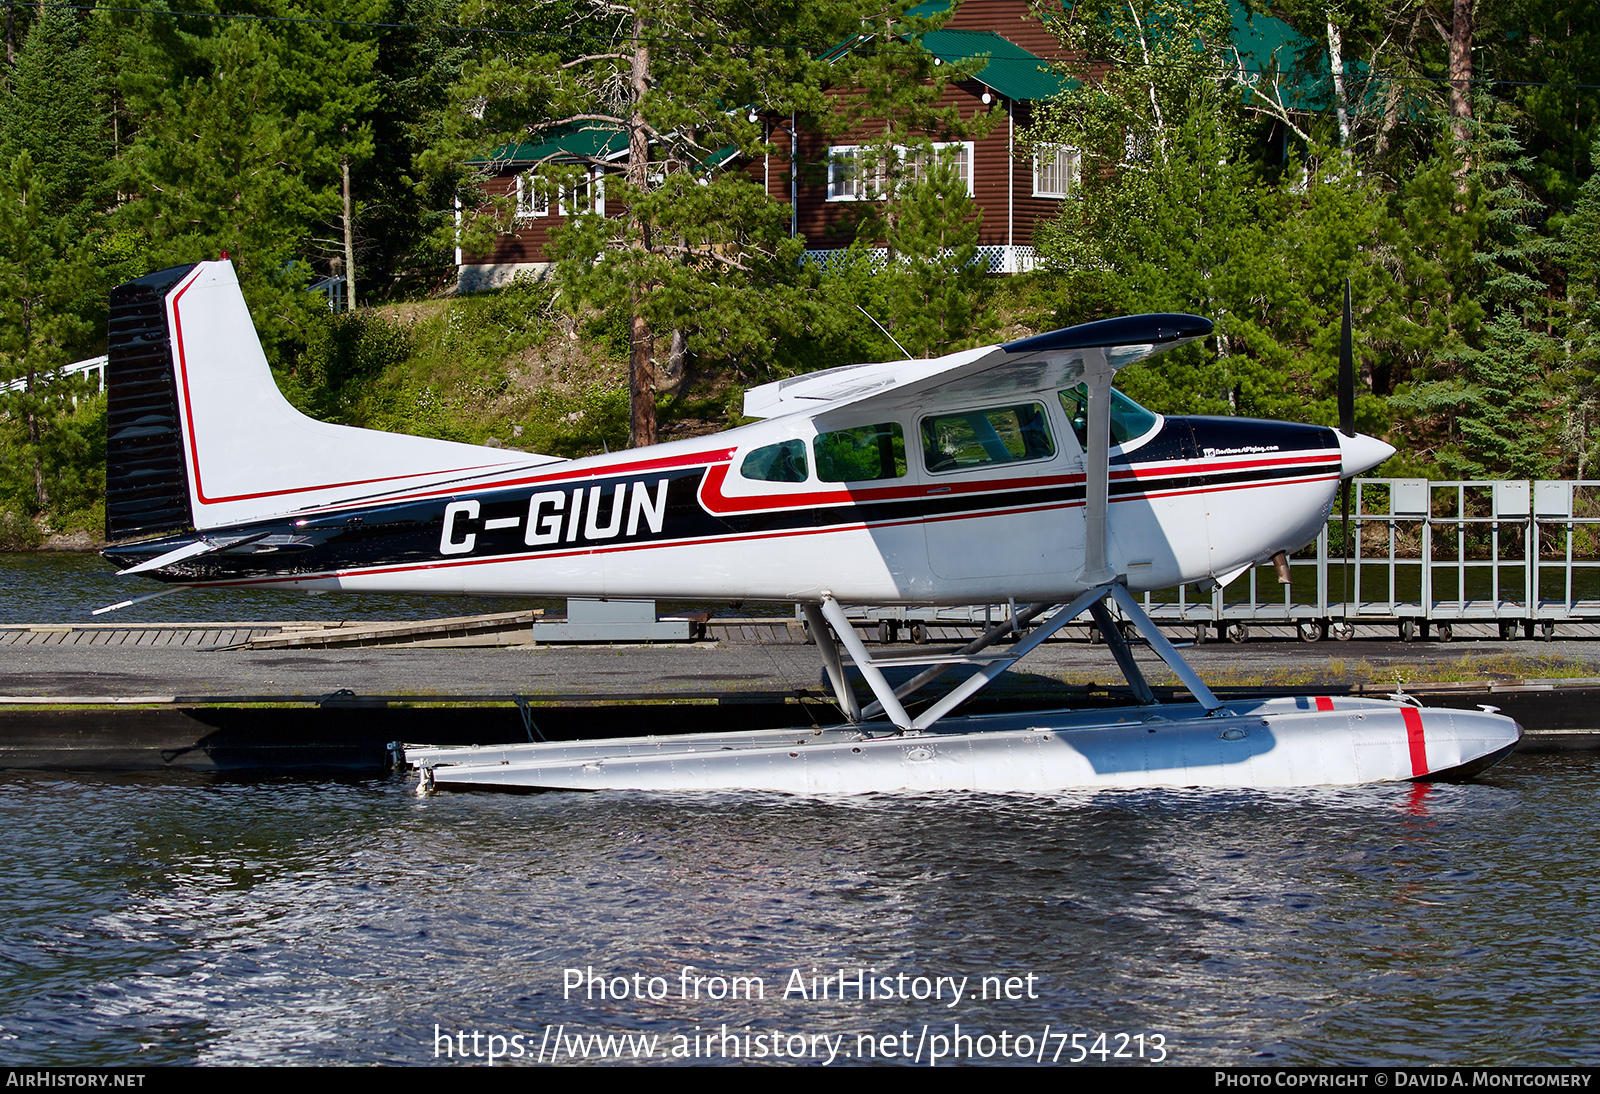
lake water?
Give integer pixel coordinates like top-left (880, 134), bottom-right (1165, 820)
top-left (1, 753), bottom-right (1596, 1067)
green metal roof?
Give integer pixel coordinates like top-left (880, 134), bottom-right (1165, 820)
top-left (1229, 1), bottom-right (1361, 114)
top-left (917, 28), bottom-right (1068, 101)
top-left (472, 126), bottom-right (628, 167)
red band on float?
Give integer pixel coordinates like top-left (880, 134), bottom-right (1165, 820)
top-left (1401, 706), bottom-right (1428, 777)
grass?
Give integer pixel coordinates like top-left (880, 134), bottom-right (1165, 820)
top-left (278, 275), bottom-right (753, 462)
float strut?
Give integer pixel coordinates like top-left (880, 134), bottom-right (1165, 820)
top-left (803, 601), bottom-right (862, 722)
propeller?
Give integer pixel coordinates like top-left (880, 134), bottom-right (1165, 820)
top-left (1338, 279), bottom-right (1354, 613)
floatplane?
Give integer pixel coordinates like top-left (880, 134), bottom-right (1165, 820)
top-left (100, 261), bottom-right (1520, 793)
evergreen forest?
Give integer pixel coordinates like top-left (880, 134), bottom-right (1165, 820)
top-left (0, 0), bottom-right (1594, 547)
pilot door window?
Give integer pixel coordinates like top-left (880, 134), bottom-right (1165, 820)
top-left (920, 404), bottom-right (1055, 474)
top-left (740, 440), bottom-right (809, 483)
top-left (1057, 386), bottom-right (1159, 450)
top-left (813, 422), bottom-right (906, 482)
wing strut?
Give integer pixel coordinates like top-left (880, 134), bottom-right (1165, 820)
top-left (1079, 349), bottom-right (1117, 587)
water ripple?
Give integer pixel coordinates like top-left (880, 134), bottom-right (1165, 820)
top-left (0, 755), bottom-right (1596, 1065)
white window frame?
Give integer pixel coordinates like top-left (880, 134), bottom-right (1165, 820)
top-left (827, 145), bottom-right (879, 202)
top-left (558, 168), bottom-right (607, 217)
top-left (902, 141), bottom-right (975, 197)
top-left (828, 142), bottom-right (974, 201)
top-left (1032, 144), bottom-right (1079, 198)
top-left (515, 172), bottom-right (549, 219)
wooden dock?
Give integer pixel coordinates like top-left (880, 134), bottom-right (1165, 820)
top-left (3, 610), bottom-right (1599, 771)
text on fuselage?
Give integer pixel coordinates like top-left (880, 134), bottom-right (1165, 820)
top-left (439, 479), bottom-right (670, 556)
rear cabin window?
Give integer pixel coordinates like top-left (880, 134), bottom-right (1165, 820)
top-left (814, 423), bottom-right (906, 482)
top-left (740, 440), bottom-right (808, 483)
top-left (920, 404), bottom-right (1055, 474)
top-left (1058, 386), bottom-right (1159, 450)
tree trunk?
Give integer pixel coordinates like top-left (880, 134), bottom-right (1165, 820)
top-left (1448, 0), bottom-right (1474, 163)
top-left (342, 144), bottom-right (356, 312)
top-left (626, 12), bottom-right (656, 449)
top-left (1326, 17), bottom-right (1351, 150)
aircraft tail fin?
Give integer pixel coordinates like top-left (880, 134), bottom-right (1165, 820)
top-left (104, 260), bottom-right (553, 542)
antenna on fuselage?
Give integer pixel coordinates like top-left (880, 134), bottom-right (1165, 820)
top-left (856, 305), bottom-right (913, 361)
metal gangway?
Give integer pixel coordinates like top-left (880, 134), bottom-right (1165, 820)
top-left (844, 478), bottom-right (1600, 643)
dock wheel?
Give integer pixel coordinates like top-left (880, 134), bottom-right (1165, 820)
top-left (1399, 619), bottom-right (1418, 642)
top-left (1540, 621), bottom-right (1555, 642)
top-left (910, 622), bottom-right (929, 644)
top-left (1499, 620), bottom-right (1519, 641)
top-left (1191, 623), bottom-right (1207, 645)
top-left (1329, 621), bottom-right (1354, 642)
top-left (878, 620), bottom-right (900, 644)
top-left (1226, 622), bottom-right (1249, 644)
top-left (1297, 620), bottom-right (1326, 643)
top-left (1435, 623), bottom-right (1453, 642)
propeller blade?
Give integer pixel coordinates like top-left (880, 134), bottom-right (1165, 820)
top-left (1339, 278), bottom-right (1355, 438)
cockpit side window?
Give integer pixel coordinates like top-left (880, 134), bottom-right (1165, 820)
top-left (921, 403), bottom-right (1055, 474)
top-left (814, 422), bottom-right (906, 482)
top-left (1058, 386), bottom-right (1159, 450)
top-left (740, 439), bottom-right (809, 483)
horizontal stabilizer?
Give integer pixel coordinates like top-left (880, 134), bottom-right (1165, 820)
top-left (115, 538), bottom-right (224, 575)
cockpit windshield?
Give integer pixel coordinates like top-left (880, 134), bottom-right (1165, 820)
top-left (1058, 386), bottom-right (1160, 450)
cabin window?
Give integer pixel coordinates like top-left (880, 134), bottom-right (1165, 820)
top-left (740, 440), bottom-right (809, 483)
top-left (830, 143), bottom-right (973, 201)
top-left (827, 146), bottom-right (882, 201)
top-left (814, 423), bottom-right (906, 482)
top-left (920, 404), bottom-right (1055, 474)
top-left (1033, 145), bottom-right (1079, 198)
top-left (902, 142), bottom-right (975, 196)
top-left (1058, 386), bottom-right (1160, 449)
top-left (559, 168), bottom-right (606, 216)
top-left (515, 173), bottom-right (549, 218)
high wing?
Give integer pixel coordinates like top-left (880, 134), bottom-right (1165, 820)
top-left (741, 314), bottom-right (1212, 423)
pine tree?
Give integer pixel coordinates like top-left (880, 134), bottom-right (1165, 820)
top-left (1386, 116), bottom-right (1561, 478)
top-left (1030, 0), bottom-right (1389, 432)
top-left (434, 0), bottom-right (860, 446)
top-left (0, 152), bottom-right (98, 516)
top-left (879, 152), bottom-right (990, 358)
top-left (0, 5), bottom-right (111, 223)
top-left (115, 0), bottom-right (383, 358)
